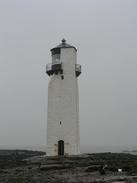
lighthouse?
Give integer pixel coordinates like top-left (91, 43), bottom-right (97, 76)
top-left (46, 39), bottom-right (81, 156)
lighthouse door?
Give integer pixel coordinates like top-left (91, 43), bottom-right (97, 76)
top-left (58, 140), bottom-right (64, 156)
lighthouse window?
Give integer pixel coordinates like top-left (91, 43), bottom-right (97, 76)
top-left (60, 121), bottom-right (62, 125)
top-left (61, 75), bottom-right (64, 80)
top-left (51, 48), bottom-right (60, 55)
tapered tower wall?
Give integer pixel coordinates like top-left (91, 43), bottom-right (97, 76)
top-left (46, 43), bottom-right (80, 156)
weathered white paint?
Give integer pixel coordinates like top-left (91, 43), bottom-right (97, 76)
top-left (46, 47), bottom-right (80, 156)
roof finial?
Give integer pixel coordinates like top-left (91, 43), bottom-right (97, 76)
top-left (62, 38), bottom-right (66, 44)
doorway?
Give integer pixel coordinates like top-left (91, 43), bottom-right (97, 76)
top-left (58, 140), bottom-right (64, 156)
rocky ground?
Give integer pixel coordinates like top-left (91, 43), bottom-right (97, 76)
top-left (0, 150), bottom-right (137, 182)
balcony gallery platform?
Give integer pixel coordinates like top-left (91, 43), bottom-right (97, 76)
top-left (46, 62), bottom-right (81, 77)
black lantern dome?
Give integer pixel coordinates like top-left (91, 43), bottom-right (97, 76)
top-left (50, 39), bottom-right (77, 55)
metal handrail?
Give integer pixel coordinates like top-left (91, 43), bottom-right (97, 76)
top-left (46, 63), bottom-right (81, 74)
top-left (46, 63), bottom-right (52, 71)
top-left (52, 62), bottom-right (62, 66)
top-left (75, 64), bottom-right (81, 72)
top-left (46, 62), bottom-right (62, 71)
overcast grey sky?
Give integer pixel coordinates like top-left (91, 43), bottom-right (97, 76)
top-left (0, 0), bottom-right (137, 151)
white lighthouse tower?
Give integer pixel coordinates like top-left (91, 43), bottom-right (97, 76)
top-left (46, 39), bottom-right (81, 156)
